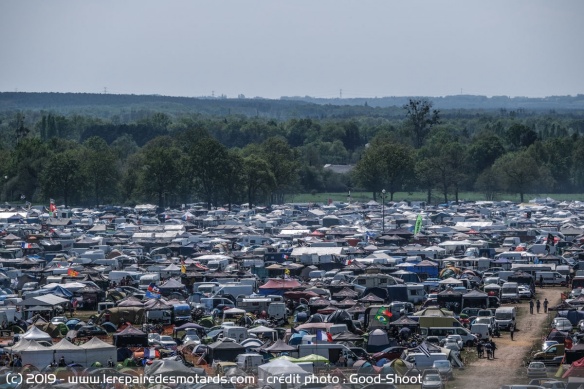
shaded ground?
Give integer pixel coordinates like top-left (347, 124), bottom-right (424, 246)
top-left (450, 287), bottom-right (563, 389)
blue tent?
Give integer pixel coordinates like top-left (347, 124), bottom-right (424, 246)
top-left (43, 285), bottom-right (73, 299)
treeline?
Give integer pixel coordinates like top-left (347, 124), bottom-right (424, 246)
top-left (1, 98), bottom-right (584, 208)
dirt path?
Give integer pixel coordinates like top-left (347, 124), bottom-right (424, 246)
top-left (450, 287), bottom-right (564, 389)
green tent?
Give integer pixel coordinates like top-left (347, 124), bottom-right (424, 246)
top-left (296, 354), bottom-right (330, 363)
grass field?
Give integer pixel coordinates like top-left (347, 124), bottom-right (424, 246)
top-left (285, 191), bottom-right (584, 204)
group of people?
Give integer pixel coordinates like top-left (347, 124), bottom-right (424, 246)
top-left (529, 298), bottom-right (549, 314)
top-left (476, 339), bottom-right (497, 360)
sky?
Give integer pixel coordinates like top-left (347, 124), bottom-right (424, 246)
top-left (1, 1), bottom-right (583, 99)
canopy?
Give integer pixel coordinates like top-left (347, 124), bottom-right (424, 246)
top-left (79, 337), bottom-right (118, 366)
top-left (50, 338), bottom-right (87, 366)
top-left (22, 326), bottom-right (52, 342)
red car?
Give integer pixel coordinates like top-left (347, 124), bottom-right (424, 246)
top-left (372, 346), bottom-right (407, 362)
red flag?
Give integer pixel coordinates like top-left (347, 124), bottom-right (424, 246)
top-left (67, 268), bottom-right (79, 277)
top-left (326, 332), bottom-right (333, 342)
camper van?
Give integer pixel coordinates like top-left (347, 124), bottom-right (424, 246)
top-left (500, 282), bottom-right (520, 303)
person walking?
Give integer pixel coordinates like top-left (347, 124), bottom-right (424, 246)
top-left (540, 275), bottom-right (544, 288)
top-left (477, 341), bottom-right (483, 358)
top-left (529, 299), bottom-right (534, 314)
top-left (485, 341), bottom-right (493, 360)
top-left (536, 299), bottom-right (541, 313)
top-left (490, 339), bottom-right (497, 359)
top-left (510, 325), bottom-right (515, 341)
top-left (544, 298), bottom-right (549, 313)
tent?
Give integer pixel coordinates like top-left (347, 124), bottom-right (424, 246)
top-left (22, 326), bottom-right (53, 343)
top-left (207, 339), bottom-right (246, 363)
top-left (258, 278), bottom-right (301, 296)
top-left (462, 290), bottom-right (489, 309)
top-left (262, 339), bottom-right (297, 353)
top-left (16, 340), bottom-right (54, 368)
top-left (79, 337), bottom-right (117, 366)
top-left (113, 326), bottom-right (148, 347)
top-left (144, 359), bottom-right (206, 379)
top-left (51, 338), bottom-right (87, 366)
top-left (257, 359), bottom-right (312, 389)
top-left (367, 329), bottom-right (390, 353)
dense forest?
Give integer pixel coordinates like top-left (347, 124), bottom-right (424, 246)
top-left (1, 92), bottom-right (584, 209)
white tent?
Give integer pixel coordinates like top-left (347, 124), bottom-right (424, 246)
top-left (51, 338), bottom-right (87, 366)
top-left (257, 359), bottom-right (312, 389)
top-left (18, 340), bottom-right (54, 368)
top-left (79, 337), bottom-right (117, 366)
top-left (22, 326), bottom-right (53, 343)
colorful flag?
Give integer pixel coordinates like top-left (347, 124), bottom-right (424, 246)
top-left (20, 242), bottom-right (33, 249)
top-left (181, 264), bottom-right (186, 274)
top-left (375, 306), bottom-right (393, 323)
top-left (143, 347), bottom-right (160, 359)
top-left (145, 291), bottom-right (161, 299)
top-left (316, 330), bottom-right (331, 342)
top-left (67, 268), bottom-right (79, 277)
top-left (284, 268), bottom-right (290, 275)
top-left (147, 283), bottom-right (160, 293)
top-left (414, 214), bottom-right (423, 235)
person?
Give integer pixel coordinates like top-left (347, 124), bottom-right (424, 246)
top-left (490, 339), bottom-right (497, 359)
top-left (108, 357), bottom-right (115, 367)
top-left (477, 341), bottom-right (483, 358)
top-left (59, 356), bottom-right (66, 367)
top-left (338, 354), bottom-right (347, 367)
top-left (536, 299), bottom-right (541, 313)
top-left (567, 274), bottom-right (571, 287)
top-left (544, 298), bottom-right (549, 313)
top-left (529, 299), bottom-right (534, 314)
top-left (484, 341), bottom-right (493, 360)
top-left (540, 275), bottom-right (544, 288)
top-left (13, 355), bottom-right (22, 367)
top-left (510, 325), bottom-right (515, 341)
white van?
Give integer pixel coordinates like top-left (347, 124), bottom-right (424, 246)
top-left (535, 271), bottom-right (566, 286)
top-left (494, 307), bottom-right (516, 330)
top-left (236, 353), bottom-right (263, 373)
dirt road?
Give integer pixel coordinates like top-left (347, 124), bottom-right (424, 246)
top-left (450, 287), bottom-right (564, 389)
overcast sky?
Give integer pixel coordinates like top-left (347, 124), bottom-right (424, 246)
top-left (1, 1), bottom-right (582, 99)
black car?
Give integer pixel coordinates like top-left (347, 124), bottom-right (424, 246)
top-left (76, 325), bottom-right (107, 337)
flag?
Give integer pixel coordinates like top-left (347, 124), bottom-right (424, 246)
top-left (181, 264), bottom-right (186, 274)
top-left (145, 291), bottom-right (161, 299)
top-left (67, 268), bottom-right (79, 277)
top-left (316, 330), bottom-right (332, 342)
top-left (49, 199), bottom-right (57, 213)
top-left (144, 347), bottom-right (160, 359)
top-left (284, 268), bottom-right (290, 275)
top-left (375, 307), bottom-right (393, 324)
top-left (20, 242), bottom-right (33, 249)
top-left (418, 342), bottom-right (432, 358)
top-left (414, 214), bottom-right (423, 235)
top-left (547, 233), bottom-right (555, 246)
top-left (147, 283), bottom-right (160, 293)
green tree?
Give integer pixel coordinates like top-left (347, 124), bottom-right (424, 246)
top-left (81, 137), bottom-right (119, 205)
top-left (189, 137), bottom-right (229, 209)
top-left (403, 99), bottom-right (440, 148)
top-left (492, 151), bottom-right (549, 202)
top-left (139, 137), bottom-right (182, 209)
top-left (259, 137), bottom-right (300, 204)
top-left (243, 155), bottom-right (276, 207)
top-left (505, 123), bottom-right (538, 151)
top-left (40, 149), bottom-right (84, 206)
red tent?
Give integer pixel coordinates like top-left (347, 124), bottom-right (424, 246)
top-left (563, 356), bottom-right (584, 378)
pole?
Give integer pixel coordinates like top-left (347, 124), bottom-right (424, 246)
top-left (382, 189), bottom-right (386, 234)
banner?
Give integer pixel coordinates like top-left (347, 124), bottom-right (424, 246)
top-left (414, 214), bottom-right (423, 235)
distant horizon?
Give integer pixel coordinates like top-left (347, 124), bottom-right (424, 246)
top-left (2, 90), bottom-right (583, 100)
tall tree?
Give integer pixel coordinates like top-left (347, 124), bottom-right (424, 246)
top-left (189, 137), bottom-right (229, 209)
top-left (40, 149), bottom-right (84, 206)
top-left (243, 155), bottom-right (276, 207)
top-left (492, 151), bottom-right (551, 202)
top-left (139, 137), bottom-right (182, 209)
top-left (260, 137), bottom-right (300, 204)
top-left (403, 99), bottom-right (440, 148)
top-left (81, 137), bottom-right (119, 206)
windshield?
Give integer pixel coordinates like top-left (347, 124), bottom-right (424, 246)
top-left (496, 313), bottom-right (513, 320)
top-left (425, 375), bottom-right (441, 381)
top-left (434, 361), bottom-right (450, 367)
top-left (175, 308), bottom-right (191, 316)
top-left (502, 287), bottom-right (517, 293)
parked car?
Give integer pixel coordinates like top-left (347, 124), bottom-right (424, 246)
top-left (440, 334), bottom-right (463, 350)
top-left (76, 325), bottom-right (108, 337)
top-left (372, 346), bottom-right (407, 362)
top-left (527, 361), bottom-right (548, 378)
top-left (432, 360), bottom-right (453, 379)
top-left (541, 340), bottom-right (558, 352)
top-left (50, 316), bottom-right (68, 325)
top-left (21, 282), bottom-right (38, 293)
top-left (518, 285), bottom-right (533, 299)
top-left (422, 373), bottom-right (443, 389)
top-left (528, 379), bottom-right (566, 389)
top-left (551, 318), bottom-right (572, 332)
top-left (426, 336), bottom-right (441, 346)
top-left (578, 319), bottom-right (584, 332)
top-left (150, 335), bottom-right (177, 350)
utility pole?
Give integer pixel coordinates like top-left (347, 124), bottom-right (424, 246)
top-left (340, 89), bottom-right (342, 99)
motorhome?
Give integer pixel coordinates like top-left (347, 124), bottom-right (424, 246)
top-left (535, 271), bottom-right (566, 286)
top-left (500, 282), bottom-right (519, 303)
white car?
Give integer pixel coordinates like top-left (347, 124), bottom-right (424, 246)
top-left (518, 285), bottom-right (533, 299)
top-left (443, 334), bottom-right (464, 350)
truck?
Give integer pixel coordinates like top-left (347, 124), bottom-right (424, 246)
top-left (500, 282), bottom-right (519, 303)
top-left (172, 303), bottom-right (192, 324)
